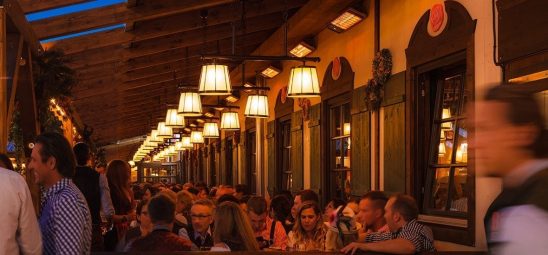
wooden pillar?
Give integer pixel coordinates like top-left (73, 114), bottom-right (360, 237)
top-left (0, 8), bottom-right (7, 153)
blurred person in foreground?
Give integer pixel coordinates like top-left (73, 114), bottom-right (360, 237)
top-left (129, 194), bottom-right (191, 252)
top-left (211, 201), bottom-right (260, 251)
top-left (341, 194), bottom-right (435, 254)
top-left (472, 84), bottom-right (548, 255)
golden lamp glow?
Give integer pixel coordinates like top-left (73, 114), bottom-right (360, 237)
top-left (456, 142), bottom-right (468, 163)
top-left (181, 136), bottom-right (193, 148)
top-left (167, 145), bottom-right (177, 156)
top-left (438, 142), bottom-right (446, 155)
top-left (165, 108), bottom-right (185, 127)
top-left (198, 64), bottom-right (232, 95)
top-left (190, 131), bottom-right (204, 144)
top-left (289, 41), bottom-right (315, 58)
top-left (174, 141), bottom-right (185, 151)
top-left (157, 122), bottom-right (173, 137)
top-left (328, 8), bottom-right (366, 33)
top-left (244, 94), bottom-right (269, 118)
top-left (343, 123), bottom-right (351, 136)
top-left (178, 92), bottom-right (203, 116)
top-left (441, 108), bottom-right (452, 129)
top-left (220, 111), bottom-right (240, 130)
top-left (261, 66), bottom-right (281, 78)
top-left (203, 122), bottom-right (220, 138)
top-left (150, 130), bottom-right (163, 143)
top-left (225, 95), bottom-right (239, 103)
top-left (287, 65), bottom-right (320, 97)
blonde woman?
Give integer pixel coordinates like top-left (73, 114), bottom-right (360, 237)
top-left (287, 202), bottom-right (327, 251)
top-left (211, 201), bottom-right (260, 251)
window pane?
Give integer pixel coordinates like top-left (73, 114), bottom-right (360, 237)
top-left (343, 103), bottom-right (351, 135)
top-left (333, 170), bottom-right (351, 199)
top-left (332, 106), bottom-right (341, 137)
top-left (450, 167), bottom-right (468, 212)
top-left (435, 123), bottom-right (455, 164)
top-left (343, 137), bottom-right (350, 168)
top-left (455, 121), bottom-right (468, 164)
top-left (440, 74), bottom-right (463, 120)
top-left (430, 168), bottom-right (451, 211)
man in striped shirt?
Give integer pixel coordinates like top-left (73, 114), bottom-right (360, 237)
top-left (29, 132), bottom-right (92, 255)
top-left (341, 194), bottom-right (435, 254)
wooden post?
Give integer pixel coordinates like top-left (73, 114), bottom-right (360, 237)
top-left (0, 7), bottom-right (7, 154)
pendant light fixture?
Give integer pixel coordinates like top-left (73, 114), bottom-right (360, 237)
top-left (190, 130), bottom-right (205, 144)
top-left (150, 130), bottom-right (163, 143)
top-left (220, 111), bottom-right (240, 130)
top-left (199, 63), bottom-right (232, 95)
top-left (174, 141), bottom-right (185, 151)
top-left (178, 91), bottom-right (203, 116)
top-left (245, 75), bottom-right (270, 118)
top-left (165, 108), bottom-right (185, 127)
top-left (203, 122), bottom-right (220, 138)
top-left (287, 64), bottom-right (320, 97)
top-left (157, 122), bottom-right (173, 137)
top-left (181, 136), bottom-right (194, 148)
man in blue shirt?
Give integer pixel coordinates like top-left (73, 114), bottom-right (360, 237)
top-left (29, 132), bottom-right (92, 255)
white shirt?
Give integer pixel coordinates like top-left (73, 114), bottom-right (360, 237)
top-left (0, 168), bottom-right (42, 255)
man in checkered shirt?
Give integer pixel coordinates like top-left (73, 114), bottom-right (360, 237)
top-left (29, 132), bottom-right (92, 255)
top-left (341, 194), bottom-right (435, 254)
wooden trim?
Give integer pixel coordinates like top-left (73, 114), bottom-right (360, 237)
top-left (6, 35), bottom-right (24, 128)
top-left (0, 8), bottom-right (7, 153)
top-left (19, 0), bottom-right (89, 13)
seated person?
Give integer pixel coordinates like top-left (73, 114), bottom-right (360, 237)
top-left (116, 199), bottom-right (151, 251)
top-left (179, 199), bottom-right (215, 250)
top-left (128, 194), bottom-right (191, 252)
top-left (211, 201), bottom-right (260, 251)
top-left (246, 196), bottom-right (288, 250)
top-left (341, 194), bottom-right (435, 254)
top-left (287, 202), bottom-right (327, 251)
top-left (356, 191), bottom-right (389, 239)
top-left (175, 190), bottom-right (193, 226)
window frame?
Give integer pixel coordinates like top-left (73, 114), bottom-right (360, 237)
top-left (276, 114), bottom-right (292, 192)
top-left (245, 128), bottom-right (257, 194)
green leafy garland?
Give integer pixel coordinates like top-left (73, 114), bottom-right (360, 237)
top-left (364, 49), bottom-right (393, 111)
top-left (8, 109), bottom-right (25, 173)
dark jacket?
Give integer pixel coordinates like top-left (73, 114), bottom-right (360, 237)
top-left (129, 229), bottom-right (192, 252)
top-left (73, 165), bottom-right (101, 225)
top-left (182, 224), bottom-right (214, 250)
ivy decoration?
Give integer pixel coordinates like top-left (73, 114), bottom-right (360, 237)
top-left (8, 108), bottom-right (25, 173)
top-left (364, 49), bottom-right (392, 111)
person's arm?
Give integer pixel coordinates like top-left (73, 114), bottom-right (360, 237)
top-left (273, 221), bottom-right (288, 250)
top-left (16, 175), bottom-right (42, 255)
top-left (53, 196), bottom-right (90, 254)
top-left (99, 173), bottom-right (115, 218)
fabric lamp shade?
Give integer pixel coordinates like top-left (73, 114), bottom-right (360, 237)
top-left (150, 130), bottom-right (163, 143)
top-left (244, 94), bottom-right (269, 118)
top-left (174, 141), bottom-right (185, 151)
top-left (203, 122), bottom-right (220, 138)
top-left (190, 131), bottom-right (204, 144)
top-left (178, 92), bottom-right (203, 116)
top-left (181, 136), bottom-right (193, 148)
top-left (165, 108), bottom-right (185, 127)
top-left (220, 111), bottom-right (240, 130)
top-left (157, 122), bottom-right (173, 137)
top-left (287, 65), bottom-right (320, 97)
top-left (199, 64), bottom-right (232, 95)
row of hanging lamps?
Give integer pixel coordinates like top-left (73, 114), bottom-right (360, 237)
top-left (190, 130), bottom-right (204, 144)
top-left (178, 92), bottom-right (203, 116)
top-left (203, 122), bottom-right (220, 138)
top-left (181, 136), bottom-right (194, 148)
top-left (287, 65), bottom-right (320, 97)
top-left (150, 130), bottom-right (163, 143)
top-left (220, 111), bottom-right (240, 130)
top-left (175, 141), bottom-right (186, 151)
top-left (199, 63), bottom-right (232, 95)
top-left (157, 122), bottom-right (173, 137)
top-left (165, 108), bottom-right (185, 127)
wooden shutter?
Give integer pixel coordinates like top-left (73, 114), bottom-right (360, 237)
top-left (220, 139), bottom-right (226, 185)
top-left (291, 110), bottom-right (304, 192)
top-left (240, 131), bottom-right (247, 186)
top-left (266, 120), bottom-right (276, 196)
top-left (351, 86), bottom-right (371, 196)
top-left (308, 104), bottom-right (321, 194)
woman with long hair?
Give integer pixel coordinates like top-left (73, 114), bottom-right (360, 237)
top-left (105, 160), bottom-right (136, 251)
top-left (211, 201), bottom-right (260, 251)
top-left (287, 201), bottom-right (327, 251)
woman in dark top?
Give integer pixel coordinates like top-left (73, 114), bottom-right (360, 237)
top-left (270, 194), bottom-right (293, 233)
top-left (105, 160), bottom-right (135, 251)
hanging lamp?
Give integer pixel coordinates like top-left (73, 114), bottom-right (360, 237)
top-left (157, 122), bottom-right (173, 137)
top-left (203, 122), bottom-right (220, 138)
top-left (190, 131), bottom-right (205, 144)
top-left (220, 111), bottom-right (240, 130)
top-left (165, 108), bottom-right (185, 127)
top-left (199, 63), bottom-right (232, 95)
top-left (181, 136), bottom-right (194, 148)
top-left (244, 94), bottom-right (269, 118)
top-left (150, 130), bottom-right (163, 143)
top-left (178, 92), bottom-right (203, 116)
top-left (287, 65), bottom-right (320, 97)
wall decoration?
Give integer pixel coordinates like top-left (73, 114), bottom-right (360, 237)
top-left (280, 86), bottom-right (288, 104)
top-left (364, 49), bottom-right (393, 111)
top-left (298, 98), bottom-right (311, 121)
top-left (331, 57), bottom-right (342, 81)
top-left (427, 3), bottom-right (448, 37)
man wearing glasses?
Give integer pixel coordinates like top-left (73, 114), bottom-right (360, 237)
top-left (179, 199), bottom-right (215, 250)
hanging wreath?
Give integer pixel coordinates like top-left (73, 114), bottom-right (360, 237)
top-left (364, 49), bottom-right (392, 111)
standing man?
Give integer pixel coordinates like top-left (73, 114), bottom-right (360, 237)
top-left (473, 84), bottom-right (548, 254)
top-left (29, 132), bottom-right (92, 254)
top-left (73, 142), bottom-right (103, 251)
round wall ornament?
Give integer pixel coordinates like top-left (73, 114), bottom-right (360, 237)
top-left (331, 57), bottom-right (342, 81)
top-left (427, 3), bottom-right (448, 37)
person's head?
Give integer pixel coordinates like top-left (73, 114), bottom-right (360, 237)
top-left (187, 187), bottom-right (199, 196)
top-left (176, 190), bottom-right (194, 214)
top-left (246, 196), bottom-right (268, 232)
top-left (384, 194), bottom-right (419, 232)
top-left (160, 189), bottom-right (177, 202)
top-left (269, 194), bottom-right (291, 222)
top-left (217, 194), bottom-right (240, 205)
top-left (357, 191), bottom-right (388, 229)
top-left (234, 184), bottom-right (249, 200)
top-left (346, 198), bottom-right (359, 214)
top-left (215, 185), bottom-right (235, 200)
top-left (197, 186), bottom-right (210, 199)
top-left (73, 142), bottom-right (91, 166)
top-left (183, 182), bottom-right (194, 190)
top-left (213, 201), bottom-right (260, 251)
top-left (0, 153), bottom-right (14, 170)
top-left (190, 199), bottom-right (215, 234)
top-left (136, 199), bottom-right (151, 232)
top-left (295, 201), bottom-right (323, 234)
top-left (95, 163), bottom-right (106, 174)
top-left (148, 194), bottom-right (176, 225)
top-left (292, 189), bottom-right (319, 218)
top-left (324, 198), bottom-right (346, 220)
top-left (143, 186), bottom-right (160, 201)
top-left (30, 132), bottom-right (75, 187)
top-left (106, 160), bottom-right (131, 191)
top-left (471, 84), bottom-right (547, 177)
top-left (239, 195), bottom-right (251, 212)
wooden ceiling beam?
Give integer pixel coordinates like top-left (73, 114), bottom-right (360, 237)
top-left (49, 0), bottom-right (306, 55)
top-left (31, 0), bottom-right (234, 39)
top-left (19, 0), bottom-right (89, 13)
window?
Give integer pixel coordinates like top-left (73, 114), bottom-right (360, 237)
top-left (277, 116), bottom-right (292, 191)
top-left (209, 143), bottom-right (217, 186)
top-left (326, 95), bottom-right (351, 200)
top-left (225, 137), bottom-right (233, 185)
top-left (246, 129), bottom-right (257, 194)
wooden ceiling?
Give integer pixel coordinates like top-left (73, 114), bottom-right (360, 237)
top-left (24, 0), bottom-right (356, 160)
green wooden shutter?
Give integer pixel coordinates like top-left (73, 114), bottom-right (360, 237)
top-left (308, 104), bottom-right (321, 195)
top-left (266, 121), bottom-right (276, 196)
top-left (220, 139), bottom-right (226, 185)
top-left (240, 132), bottom-right (247, 186)
top-left (291, 110), bottom-right (304, 192)
top-left (232, 138), bottom-right (239, 186)
top-left (351, 86), bottom-right (371, 196)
